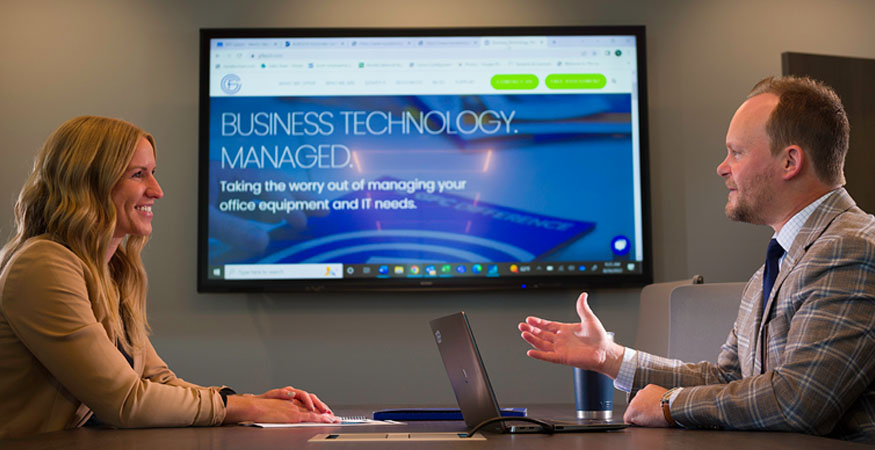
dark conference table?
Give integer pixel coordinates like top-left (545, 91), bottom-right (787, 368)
top-left (1, 404), bottom-right (869, 450)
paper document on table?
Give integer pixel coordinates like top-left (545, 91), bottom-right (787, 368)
top-left (240, 418), bottom-right (404, 428)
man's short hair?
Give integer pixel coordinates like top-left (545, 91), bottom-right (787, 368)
top-left (748, 75), bottom-right (849, 186)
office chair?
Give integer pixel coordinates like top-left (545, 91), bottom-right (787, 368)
top-left (635, 277), bottom-right (746, 362)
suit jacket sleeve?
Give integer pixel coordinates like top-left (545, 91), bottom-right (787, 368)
top-left (1, 241), bottom-right (226, 428)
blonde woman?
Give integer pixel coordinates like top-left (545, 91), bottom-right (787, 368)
top-left (0, 116), bottom-right (336, 439)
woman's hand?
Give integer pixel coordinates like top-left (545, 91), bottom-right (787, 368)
top-left (222, 386), bottom-right (337, 424)
top-left (254, 386), bottom-right (333, 415)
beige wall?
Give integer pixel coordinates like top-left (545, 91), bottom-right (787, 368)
top-left (2, 0), bottom-right (874, 406)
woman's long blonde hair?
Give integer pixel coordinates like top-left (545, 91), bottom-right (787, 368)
top-left (0, 116), bottom-right (153, 353)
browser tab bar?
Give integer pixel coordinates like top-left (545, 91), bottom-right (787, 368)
top-left (210, 34), bottom-right (637, 97)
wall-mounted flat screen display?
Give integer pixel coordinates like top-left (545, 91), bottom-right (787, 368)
top-left (198, 26), bottom-right (651, 292)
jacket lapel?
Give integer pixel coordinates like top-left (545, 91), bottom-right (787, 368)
top-left (755, 188), bottom-right (855, 370)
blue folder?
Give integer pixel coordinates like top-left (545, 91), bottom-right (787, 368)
top-left (372, 407), bottom-right (526, 421)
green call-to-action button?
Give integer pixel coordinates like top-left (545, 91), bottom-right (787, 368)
top-left (545, 73), bottom-right (607, 89)
top-left (490, 74), bottom-right (539, 90)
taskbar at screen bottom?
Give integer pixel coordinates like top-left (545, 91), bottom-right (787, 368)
top-left (210, 260), bottom-right (640, 281)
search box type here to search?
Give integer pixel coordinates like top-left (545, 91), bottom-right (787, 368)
top-left (224, 264), bottom-right (343, 280)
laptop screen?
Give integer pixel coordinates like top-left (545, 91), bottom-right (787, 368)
top-left (429, 311), bottom-right (506, 433)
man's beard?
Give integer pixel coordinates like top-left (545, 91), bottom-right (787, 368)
top-left (725, 172), bottom-right (774, 225)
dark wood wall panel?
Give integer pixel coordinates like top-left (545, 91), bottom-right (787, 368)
top-left (783, 52), bottom-right (875, 214)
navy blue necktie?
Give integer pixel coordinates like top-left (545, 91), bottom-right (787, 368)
top-left (762, 238), bottom-right (785, 314)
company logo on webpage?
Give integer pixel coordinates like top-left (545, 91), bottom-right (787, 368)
top-left (221, 74), bottom-right (242, 95)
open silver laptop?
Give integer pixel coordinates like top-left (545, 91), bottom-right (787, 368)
top-left (429, 311), bottom-right (629, 434)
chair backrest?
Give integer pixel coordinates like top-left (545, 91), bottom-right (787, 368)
top-left (667, 282), bottom-right (746, 362)
top-left (634, 276), bottom-right (703, 357)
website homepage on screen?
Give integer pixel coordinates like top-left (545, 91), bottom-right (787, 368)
top-left (205, 34), bottom-right (644, 286)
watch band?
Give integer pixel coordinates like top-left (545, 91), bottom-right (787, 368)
top-left (219, 387), bottom-right (237, 406)
top-left (661, 387), bottom-right (680, 427)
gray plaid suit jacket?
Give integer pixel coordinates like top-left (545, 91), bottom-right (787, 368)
top-left (630, 188), bottom-right (875, 442)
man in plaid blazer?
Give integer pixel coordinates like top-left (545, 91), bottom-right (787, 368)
top-left (519, 76), bottom-right (875, 443)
